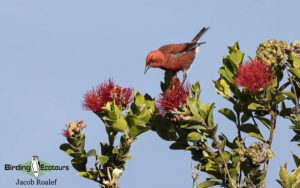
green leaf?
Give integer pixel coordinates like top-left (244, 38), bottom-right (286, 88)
top-left (153, 117), bottom-right (177, 141)
top-left (215, 79), bottom-right (231, 97)
top-left (86, 149), bottom-right (96, 157)
top-left (289, 166), bottom-right (300, 187)
top-left (239, 123), bottom-right (261, 135)
top-left (187, 132), bottom-right (201, 142)
top-left (224, 61), bottom-right (235, 78)
top-left (128, 125), bottom-right (150, 138)
top-left (275, 93), bottom-right (286, 104)
top-left (289, 52), bottom-right (300, 68)
top-left (247, 132), bottom-right (266, 142)
top-left (60, 143), bottom-right (72, 152)
top-left (198, 180), bottom-right (220, 188)
top-left (71, 157), bottom-right (87, 172)
top-left (134, 92), bottom-right (146, 106)
top-left (248, 102), bottom-right (265, 110)
top-left (127, 92), bottom-right (154, 137)
top-left (78, 172), bottom-right (94, 180)
top-left (241, 113), bottom-right (251, 123)
top-left (218, 67), bottom-right (233, 82)
top-left (182, 124), bottom-right (203, 130)
top-left (112, 118), bottom-right (129, 133)
top-left (190, 81), bottom-right (201, 100)
top-left (279, 166), bottom-right (289, 186)
top-left (186, 145), bottom-right (199, 150)
top-left (67, 134), bottom-right (85, 153)
top-left (169, 142), bottom-right (189, 150)
top-left (219, 108), bottom-right (236, 123)
top-left (292, 153), bottom-right (300, 167)
top-left (188, 100), bottom-right (202, 119)
top-left (294, 58), bottom-right (300, 69)
top-left (281, 91), bottom-right (296, 103)
top-left (290, 68), bottom-right (300, 79)
top-left (256, 116), bottom-right (271, 129)
top-left (97, 155), bottom-right (109, 166)
top-left (207, 104), bottom-right (215, 128)
top-left (228, 42), bottom-right (244, 65)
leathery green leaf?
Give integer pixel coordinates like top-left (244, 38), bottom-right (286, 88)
top-left (290, 68), bottom-right (300, 79)
top-left (187, 132), bottom-right (201, 142)
top-left (248, 102), bottom-right (265, 110)
top-left (289, 52), bottom-right (300, 68)
top-left (112, 118), bottom-right (129, 133)
top-left (247, 132), bottom-right (266, 142)
top-left (279, 166), bottom-right (289, 186)
top-left (86, 149), bottom-right (97, 157)
top-left (228, 42), bottom-right (244, 65)
top-left (239, 123), bottom-right (261, 135)
top-left (219, 108), bottom-right (236, 123)
top-left (97, 155), bottom-right (109, 166)
top-left (292, 153), bottom-right (300, 167)
top-left (198, 180), bottom-right (220, 188)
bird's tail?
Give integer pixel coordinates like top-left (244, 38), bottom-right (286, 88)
top-left (191, 27), bottom-right (209, 42)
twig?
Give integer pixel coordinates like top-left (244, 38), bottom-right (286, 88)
top-left (287, 70), bottom-right (300, 119)
top-left (250, 113), bottom-right (259, 127)
top-left (195, 118), bottom-right (236, 187)
top-left (263, 110), bottom-right (277, 171)
top-left (267, 111), bottom-right (277, 146)
top-left (236, 112), bottom-right (242, 141)
top-left (212, 135), bottom-right (236, 187)
top-left (191, 161), bottom-right (200, 188)
top-left (236, 111), bottom-right (243, 187)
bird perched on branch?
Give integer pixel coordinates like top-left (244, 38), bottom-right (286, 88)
top-left (145, 27), bottom-right (209, 84)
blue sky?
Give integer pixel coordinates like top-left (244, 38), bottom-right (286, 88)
top-left (1, 0), bottom-right (300, 187)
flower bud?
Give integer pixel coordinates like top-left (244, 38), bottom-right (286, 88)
top-left (256, 40), bottom-right (288, 65)
top-left (112, 168), bottom-right (123, 179)
top-left (288, 40), bottom-right (300, 57)
top-left (63, 120), bottom-right (86, 138)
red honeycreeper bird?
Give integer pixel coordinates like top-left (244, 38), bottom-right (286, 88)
top-left (145, 27), bottom-right (209, 84)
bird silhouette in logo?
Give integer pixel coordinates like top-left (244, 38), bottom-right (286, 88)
top-left (31, 156), bottom-right (40, 178)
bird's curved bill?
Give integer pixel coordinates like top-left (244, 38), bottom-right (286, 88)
top-left (144, 65), bottom-right (150, 74)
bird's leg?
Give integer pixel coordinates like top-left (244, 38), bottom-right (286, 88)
top-left (182, 71), bottom-right (187, 86)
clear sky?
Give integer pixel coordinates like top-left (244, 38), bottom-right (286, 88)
top-left (1, 0), bottom-right (300, 187)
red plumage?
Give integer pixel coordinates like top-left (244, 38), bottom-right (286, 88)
top-left (145, 27), bottom-right (209, 83)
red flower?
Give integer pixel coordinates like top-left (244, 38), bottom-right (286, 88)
top-left (156, 78), bottom-right (189, 114)
top-left (236, 59), bottom-right (273, 93)
top-left (83, 79), bottom-right (133, 113)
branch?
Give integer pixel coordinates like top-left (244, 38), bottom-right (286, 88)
top-left (236, 112), bottom-right (242, 141)
top-left (287, 70), bottom-right (300, 120)
top-left (212, 135), bottom-right (236, 188)
top-left (193, 118), bottom-right (236, 187)
top-left (263, 110), bottom-right (277, 171)
top-left (236, 111), bottom-right (243, 187)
